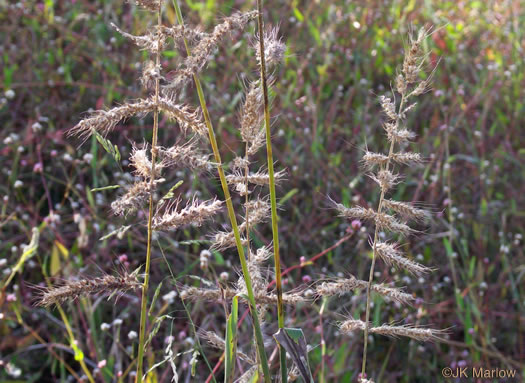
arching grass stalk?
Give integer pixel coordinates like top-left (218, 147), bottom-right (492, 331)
top-left (171, 2), bottom-right (271, 382)
top-left (135, 4), bottom-right (162, 383)
top-left (255, 0), bottom-right (287, 381)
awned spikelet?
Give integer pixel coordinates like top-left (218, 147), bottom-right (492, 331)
top-left (70, 99), bottom-right (155, 140)
top-left (153, 198), bottom-right (223, 231)
top-left (71, 96), bottom-right (209, 141)
top-left (371, 283), bottom-right (414, 306)
top-left (255, 26), bottom-right (286, 68)
top-left (130, 145), bottom-right (164, 179)
top-left (375, 241), bottom-right (432, 276)
top-left (128, 0), bottom-right (161, 11)
top-left (391, 152), bottom-right (423, 165)
top-left (316, 275), bottom-right (414, 305)
top-left (111, 179), bottom-right (165, 216)
top-left (382, 199), bottom-right (429, 222)
top-left (111, 23), bottom-right (166, 54)
top-left (226, 169), bottom-right (286, 186)
top-left (369, 169), bottom-right (400, 193)
top-left (340, 319), bottom-right (444, 342)
top-left (141, 60), bottom-right (163, 91)
top-left (159, 143), bottom-right (214, 171)
top-left (383, 122), bottom-right (416, 143)
top-left (165, 11), bottom-right (258, 89)
top-left (333, 203), bottom-right (376, 222)
top-left (362, 151), bottom-right (389, 168)
top-left (240, 81), bottom-right (264, 144)
top-left (210, 199), bottom-right (270, 250)
top-left (38, 272), bottom-right (140, 307)
top-left (157, 97), bottom-right (207, 136)
top-left (374, 212), bottom-right (413, 236)
top-left (158, 25), bottom-right (208, 44)
top-left (316, 275), bottom-right (365, 297)
top-left (180, 286), bottom-right (306, 305)
top-left (202, 331), bottom-right (254, 363)
top-left (370, 324), bottom-right (445, 342)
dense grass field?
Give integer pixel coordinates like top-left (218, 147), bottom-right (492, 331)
top-left (1, 0), bottom-right (524, 382)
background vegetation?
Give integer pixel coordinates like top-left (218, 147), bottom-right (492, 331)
top-left (1, 0), bottom-right (524, 381)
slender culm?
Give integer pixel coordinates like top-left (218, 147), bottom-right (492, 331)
top-left (324, 28), bottom-right (444, 383)
top-left (135, 2), bottom-right (162, 381)
top-left (256, 0), bottom-right (288, 381)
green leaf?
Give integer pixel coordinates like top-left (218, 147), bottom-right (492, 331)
top-left (273, 328), bottom-right (313, 383)
top-left (149, 281), bottom-right (163, 317)
top-left (91, 185), bottom-right (120, 192)
top-left (99, 225), bottom-right (131, 241)
top-left (279, 188), bottom-right (298, 205)
top-left (3, 227), bottom-right (40, 289)
top-left (92, 129), bottom-right (121, 164)
top-left (144, 315), bottom-right (173, 349)
top-left (224, 296), bottom-right (238, 383)
top-left (162, 180), bottom-right (184, 199)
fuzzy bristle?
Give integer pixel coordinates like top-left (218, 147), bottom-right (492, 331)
top-left (255, 26), bottom-right (286, 68)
